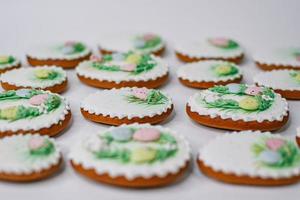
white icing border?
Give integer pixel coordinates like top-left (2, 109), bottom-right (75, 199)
top-left (80, 87), bottom-right (173, 119)
top-left (177, 60), bottom-right (242, 83)
top-left (76, 55), bottom-right (168, 83)
top-left (198, 131), bottom-right (300, 179)
top-left (0, 66), bottom-right (67, 89)
top-left (0, 134), bottom-right (61, 175)
top-left (69, 123), bottom-right (191, 180)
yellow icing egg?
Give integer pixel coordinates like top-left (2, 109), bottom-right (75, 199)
top-left (295, 74), bottom-right (300, 82)
top-left (0, 56), bottom-right (9, 64)
top-left (34, 69), bottom-right (52, 79)
top-left (215, 65), bottom-right (232, 75)
top-left (131, 147), bottom-right (156, 163)
top-left (126, 54), bottom-right (141, 64)
top-left (0, 106), bottom-right (18, 120)
top-left (238, 97), bottom-right (259, 111)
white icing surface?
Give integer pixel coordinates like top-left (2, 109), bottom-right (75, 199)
top-left (0, 57), bottom-right (20, 70)
top-left (253, 47), bottom-right (300, 67)
top-left (199, 131), bottom-right (300, 179)
top-left (0, 66), bottom-right (67, 89)
top-left (187, 89), bottom-right (289, 122)
top-left (76, 55), bottom-right (168, 83)
top-left (177, 60), bottom-right (242, 82)
top-left (0, 134), bottom-right (61, 174)
top-left (0, 91), bottom-right (70, 132)
top-left (26, 42), bottom-right (91, 60)
top-left (69, 123), bottom-right (191, 180)
top-left (81, 87), bottom-right (173, 119)
top-left (175, 39), bottom-right (244, 59)
top-left (99, 33), bottom-right (165, 54)
top-left (254, 70), bottom-right (300, 91)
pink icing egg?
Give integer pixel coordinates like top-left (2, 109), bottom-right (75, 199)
top-left (296, 55), bottom-right (300, 62)
top-left (64, 41), bottom-right (76, 46)
top-left (266, 138), bottom-right (285, 151)
top-left (28, 137), bottom-right (45, 150)
top-left (245, 86), bottom-right (262, 96)
top-left (29, 94), bottom-right (48, 106)
top-left (133, 128), bottom-right (161, 142)
top-left (120, 63), bottom-right (136, 72)
top-left (90, 55), bottom-right (102, 62)
top-left (132, 88), bottom-right (149, 100)
top-left (143, 33), bottom-right (157, 41)
top-left (209, 37), bottom-right (229, 47)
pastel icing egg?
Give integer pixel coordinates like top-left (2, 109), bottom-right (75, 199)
top-left (126, 54), bottom-right (141, 64)
top-left (112, 53), bottom-right (125, 61)
top-left (131, 147), bottom-right (157, 163)
top-left (208, 38), bottom-right (229, 47)
top-left (34, 69), bottom-right (52, 79)
top-left (120, 63), bottom-right (136, 72)
top-left (258, 150), bottom-right (281, 165)
top-left (214, 65), bottom-right (232, 75)
top-left (61, 46), bottom-right (75, 55)
top-left (29, 94), bottom-right (48, 106)
top-left (266, 138), bottom-right (285, 151)
top-left (227, 83), bottom-right (241, 93)
top-left (133, 39), bottom-right (146, 48)
top-left (28, 137), bottom-right (46, 150)
top-left (132, 88), bottom-right (149, 100)
top-left (16, 89), bottom-right (31, 97)
top-left (0, 106), bottom-right (18, 120)
top-left (295, 74), bottom-right (300, 82)
top-left (245, 86), bottom-right (262, 96)
top-left (0, 56), bottom-right (9, 64)
top-left (110, 127), bottom-right (134, 142)
top-left (133, 128), bottom-right (161, 142)
top-left (238, 96), bottom-right (259, 111)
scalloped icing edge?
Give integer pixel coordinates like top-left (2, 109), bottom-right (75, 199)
top-left (0, 58), bottom-right (20, 70)
top-left (177, 60), bottom-right (243, 83)
top-left (255, 60), bottom-right (300, 68)
top-left (187, 87), bottom-right (289, 122)
top-left (0, 133), bottom-right (61, 174)
top-left (0, 91), bottom-right (71, 132)
top-left (69, 123), bottom-right (191, 180)
top-left (76, 55), bottom-right (169, 83)
top-left (0, 66), bottom-right (67, 89)
top-left (198, 131), bottom-right (300, 179)
top-left (254, 69), bottom-right (300, 92)
top-left (80, 87), bottom-right (173, 120)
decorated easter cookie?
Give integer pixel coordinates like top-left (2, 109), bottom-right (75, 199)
top-left (254, 70), bottom-right (300, 100)
top-left (69, 123), bottom-right (191, 187)
top-left (296, 127), bottom-right (300, 147)
top-left (80, 87), bottom-right (173, 125)
top-left (177, 60), bottom-right (242, 89)
top-left (0, 89), bottom-right (71, 137)
top-left (175, 37), bottom-right (244, 64)
top-left (99, 33), bottom-right (165, 56)
top-left (0, 55), bottom-right (21, 74)
top-left (0, 134), bottom-right (62, 182)
top-left (26, 41), bottom-right (92, 69)
top-left (186, 84), bottom-right (289, 131)
top-left (76, 52), bottom-right (168, 89)
top-left (0, 66), bottom-right (67, 93)
top-left (254, 47), bottom-right (300, 70)
top-left (198, 131), bottom-right (300, 186)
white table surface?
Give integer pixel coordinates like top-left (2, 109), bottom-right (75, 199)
top-left (1, 0), bottom-right (300, 199)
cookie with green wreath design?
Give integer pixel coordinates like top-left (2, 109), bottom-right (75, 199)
top-left (186, 84), bottom-right (289, 131)
top-left (0, 55), bottom-right (21, 74)
top-left (198, 131), bottom-right (300, 186)
top-left (0, 89), bottom-right (71, 137)
top-left (254, 69), bottom-right (300, 100)
top-left (254, 47), bottom-right (300, 70)
top-left (76, 52), bottom-right (168, 89)
top-left (177, 60), bottom-right (242, 89)
top-left (80, 87), bottom-right (173, 125)
top-left (26, 41), bottom-right (92, 69)
top-left (69, 123), bottom-right (191, 187)
top-left (0, 66), bottom-right (67, 93)
top-left (98, 32), bottom-right (165, 56)
top-left (0, 134), bottom-right (62, 182)
top-left (175, 37), bottom-right (244, 64)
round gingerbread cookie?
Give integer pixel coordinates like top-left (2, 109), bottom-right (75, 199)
top-left (186, 84), bottom-right (289, 131)
top-left (175, 37), bottom-right (244, 64)
top-left (26, 41), bottom-right (92, 69)
top-left (198, 131), bottom-right (300, 186)
top-left (254, 47), bottom-right (300, 70)
top-left (98, 33), bottom-right (165, 56)
top-left (177, 60), bottom-right (242, 89)
top-left (0, 89), bottom-right (71, 137)
top-left (254, 69), bottom-right (300, 100)
top-left (0, 66), bottom-right (68, 93)
top-left (0, 55), bottom-right (21, 74)
top-left (80, 87), bottom-right (173, 125)
top-left (69, 123), bottom-right (191, 188)
top-left (0, 134), bottom-right (62, 182)
top-left (76, 52), bottom-right (168, 89)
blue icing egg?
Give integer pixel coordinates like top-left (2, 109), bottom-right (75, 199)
top-left (61, 46), bottom-right (75, 55)
top-left (227, 83), bottom-right (241, 93)
top-left (133, 39), bottom-right (145, 48)
top-left (258, 150), bottom-right (281, 165)
top-left (112, 53), bottom-right (125, 61)
top-left (110, 127), bottom-right (134, 142)
top-left (16, 89), bottom-right (31, 97)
